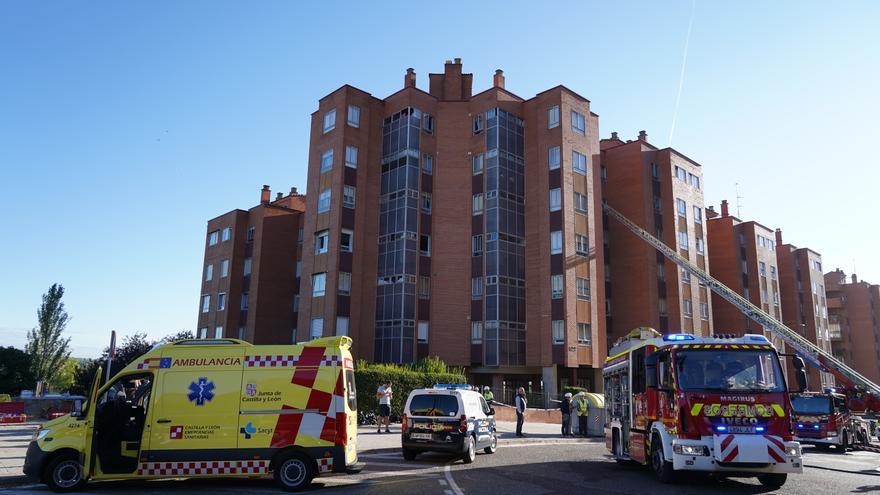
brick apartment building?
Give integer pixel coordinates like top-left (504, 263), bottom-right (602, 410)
top-left (706, 201), bottom-right (784, 349)
top-left (825, 269), bottom-right (880, 384)
top-left (775, 230), bottom-right (834, 389)
top-left (198, 186), bottom-right (305, 344)
top-left (600, 131), bottom-right (712, 344)
top-left (295, 59), bottom-right (606, 395)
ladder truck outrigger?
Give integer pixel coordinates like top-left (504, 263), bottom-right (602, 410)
top-left (601, 203), bottom-right (880, 487)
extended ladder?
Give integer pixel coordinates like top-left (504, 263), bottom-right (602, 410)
top-left (603, 202), bottom-right (880, 395)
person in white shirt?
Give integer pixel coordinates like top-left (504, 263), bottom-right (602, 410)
top-left (376, 381), bottom-right (393, 433)
top-left (514, 387), bottom-right (527, 437)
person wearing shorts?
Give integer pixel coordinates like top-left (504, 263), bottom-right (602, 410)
top-left (376, 381), bottom-right (393, 433)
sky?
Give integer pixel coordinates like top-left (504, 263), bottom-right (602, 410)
top-left (1, 1), bottom-right (878, 358)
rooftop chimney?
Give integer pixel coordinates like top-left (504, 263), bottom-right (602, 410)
top-left (611, 131), bottom-right (619, 140)
top-left (290, 186), bottom-right (298, 196)
top-left (276, 192), bottom-right (283, 201)
top-left (638, 130), bottom-right (648, 142)
top-left (493, 69), bottom-right (505, 89)
top-left (260, 185), bottom-right (271, 204)
top-left (721, 199), bottom-right (729, 217)
top-left (775, 228), bottom-right (783, 246)
top-left (852, 273), bottom-right (858, 284)
top-left (404, 67), bottom-right (416, 88)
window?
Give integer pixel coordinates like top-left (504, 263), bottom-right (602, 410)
top-left (422, 153), bottom-right (433, 175)
top-left (572, 150), bottom-right (587, 175)
top-left (312, 273), bottom-right (326, 297)
top-left (222, 227), bottom-right (232, 242)
top-left (472, 154), bottom-right (484, 175)
top-left (575, 234), bottom-right (589, 256)
top-left (549, 188), bottom-right (561, 211)
top-left (548, 146), bottom-right (560, 170)
top-left (221, 259), bottom-right (230, 278)
top-left (700, 302), bottom-right (709, 320)
top-left (208, 230), bottom-right (219, 246)
top-left (423, 114), bottom-right (434, 133)
top-left (345, 145), bottom-right (358, 168)
top-left (576, 277), bottom-right (591, 300)
top-left (472, 193), bottom-right (484, 215)
top-left (472, 234), bottom-right (483, 256)
top-left (651, 162), bottom-right (659, 178)
top-left (471, 321), bottom-right (483, 343)
top-left (770, 266), bottom-right (777, 280)
top-left (199, 327), bottom-right (208, 339)
top-left (247, 226), bottom-right (255, 242)
top-left (296, 261), bottom-right (301, 278)
top-left (214, 326), bottom-right (223, 339)
top-left (315, 230), bottom-right (329, 254)
top-left (472, 277), bottom-right (483, 299)
top-left (340, 229), bottom-right (354, 252)
top-left (240, 292), bottom-right (249, 310)
top-left (759, 261), bottom-right (767, 276)
top-left (317, 189), bottom-right (331, 213)
top-left (336, 317), bottom-right (349, 336)
top-left (678, 231), bottom-right (689, 251)
top-left (694, 206), bottom-right (703, 224)
top-left (696, 238), bottom-right (705, 255)
top-left (473, 114), bottom-right (484, 134)
top-left (417, 321), bottom-right (429, 343)
top-left (293, 295), bottom-right (300, 312)
top-left (552, 320), bottom-right (565, 344)
top-left (343, 185), bottom-right (356, 208)
top-left (421, 192), bottom-right (432, 213)
top-left (551, 231), bottom-right (563, 254)
top-left (419, 276), bottom-right (430, 299)
top-left (204, 264), bottom-right (213, 281)
top-left (571, 110), bottom-right (586, 135)
top-left (321, 149), bottom-right (334, 173)
top-left (681, 268), bottom-right (691, 283)
top-left (761, 288), bottom-right (769, 304)
top-left (548, 106), bottom-right (560, 129)
top-left (577, 323), bottom-right (591, 345)
top-left (683, 299), bottom-right (693, 317)
top-left (574, 192), bottom-right (588, 213)
top-left (217, 292), bottom-right (226, 311)
top-left (676, 198), bottom-right (687, 217)
top-left (338, 272), bottom-right (351, 295)
top-left (243, 257), bottom-right (252, 276)
top-left (813, 260), bottom-right (823, 271)
top-left (201, 295), bottom-right (210, 313)
top-left (347, 105), bottom-right (360, 127)
top-left (689, 173), bottom-right (701, 189)
top-left (420, 235), bottom-right (431, 256)
top-left (773, 290), bottom-right (780, 306)
top-left (310, 318), bottom-right (323, 339)
top-left (551, 274), bottom-right (564, 299)
top-left (322, 109), bottom-right (336, 133)
top-left (675, 166), bottom-right (687, 181)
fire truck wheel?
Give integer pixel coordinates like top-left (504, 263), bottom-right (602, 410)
top-left (274, 451), bottom-right (316, 492)
top-left (815, 443), bottom-right (831, 451)
top-left (757, 473), bottom-right (787, 488)
top-left (839, 431), bottom-right (850, 452)
top-left (650, 434), bottom-right (675, 483)
top-left (462, 435), bottom-right (476, 464)
top-left (45, 452), bottom-right (87, 493)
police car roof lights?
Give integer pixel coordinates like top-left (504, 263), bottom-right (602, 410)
top-left (663, 333), bottom-right (696, 342)
top-left (433, 384), bottom-right (474, 390)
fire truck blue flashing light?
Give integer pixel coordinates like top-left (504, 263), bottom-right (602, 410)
top-left (663, 334), bottom-right (696, 342)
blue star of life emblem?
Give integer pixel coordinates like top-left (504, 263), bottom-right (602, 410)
top-left (187, 377), bottom-right (215, 406)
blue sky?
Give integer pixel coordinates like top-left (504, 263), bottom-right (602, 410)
top-left (1, 1), bottom-right (878, 357)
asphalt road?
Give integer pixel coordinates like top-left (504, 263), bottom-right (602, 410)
top-left (3, 443), bottom-right (880, 494)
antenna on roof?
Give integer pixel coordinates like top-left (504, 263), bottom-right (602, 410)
top-left (735, 182), bottom-right (744, 218)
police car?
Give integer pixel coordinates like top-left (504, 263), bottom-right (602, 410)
top-left (401, 385), bottom-right (497, 463)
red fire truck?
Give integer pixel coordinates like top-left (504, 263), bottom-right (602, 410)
top-left (791, 390), bottom-right (871, 450)
top-left (604, 328), bottom-right (803, 488)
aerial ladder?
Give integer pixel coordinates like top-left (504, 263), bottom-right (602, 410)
top-left (603, 202), bottom-right (880, 416)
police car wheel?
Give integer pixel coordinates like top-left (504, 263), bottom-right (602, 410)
top-left (403, 449), bottom-right (418, 461)
top-left (484, 433), bottom-right (498, 454)
top-left (274, 452), bottom-right (315, 492)
top-left (462, 436), bottom-right (476, 464)
top-left (45, 453), bottom-right (86, 492)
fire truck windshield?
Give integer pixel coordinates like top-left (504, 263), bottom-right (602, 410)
top-left (791, 395), bottom-right (832, 415)
top-left (675, 349), bottom-right (786, 393)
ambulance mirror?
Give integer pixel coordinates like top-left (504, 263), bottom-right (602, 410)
top-left (71, 399), bottom-right (82, 418)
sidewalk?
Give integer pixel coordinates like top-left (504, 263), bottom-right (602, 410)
top-left (0, 423), bottom-right (39, 485)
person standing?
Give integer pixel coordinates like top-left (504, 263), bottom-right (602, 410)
top-left (514, 387), bottom-right (527, 437)
top-left (575, 391), bottom-right (590, 437)
top-left (482, 386), bottom-right (494, 403)
top-left (560, 392), bottom-right (572, 437)
top-left (376, 381), bottom-right (393, 433)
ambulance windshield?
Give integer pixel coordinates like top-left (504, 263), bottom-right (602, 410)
top-left (675, 350), bottom-right (785, 393)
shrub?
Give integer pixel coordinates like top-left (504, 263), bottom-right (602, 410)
top-left (355, 361), bottom-right (466, 425)
top-left (561, 386), bottom-right (588, 399)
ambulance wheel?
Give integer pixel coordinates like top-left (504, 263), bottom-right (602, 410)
top-left (462, 436), bottom-right (476, 464)
top-left (274, 452), bottom-right (315, 492)
top-left (650, 434), bottom-right (675, 484)
top-left (45, 452), bottom-right (86, 492)
top-left (484, 432), bottom-right (498, 454)
top-left (758, 473), bottom-right (787, 489)
top-left (403, 449), bottom-right (419, 461)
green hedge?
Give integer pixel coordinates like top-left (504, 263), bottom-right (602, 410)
top-left (561, 386), bottom-right (588, 399)
top-left (355, 367), bottom-right (466, 424)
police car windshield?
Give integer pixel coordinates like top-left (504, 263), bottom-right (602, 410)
top-left (675, 350), bottom-right (785, 393)
top-left (409, 394), bottom-right (459, 417)
top-left (791, 395), bottom-right (832, 415)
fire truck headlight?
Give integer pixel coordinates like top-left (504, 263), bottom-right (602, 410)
top-left (827, 431), bottom-right (839, 437)
top-left (674, 444), bottom-right (709, 456)
top-left (813, 424), bottom-right (820, 430)
top-left (785, 444), bottom-right (801, 457)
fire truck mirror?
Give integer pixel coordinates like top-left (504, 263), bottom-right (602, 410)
top-left (792, 356), bottom-right (806, 370)
top-left (791, 357), bottom-right (808, 393)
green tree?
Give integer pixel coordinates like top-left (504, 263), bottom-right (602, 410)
top-left (26, 284), bottom-right (72, 385)
top-left (0, 346), bottom-right (36, 395)
top-left (49, 358), bottom-right (80, 392)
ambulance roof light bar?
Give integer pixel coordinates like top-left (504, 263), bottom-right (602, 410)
top-left (433, 384), bottom-right (475, 390)
top-left (173, 339), bottom-right (247, 346)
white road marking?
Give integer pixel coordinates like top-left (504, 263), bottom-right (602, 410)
top-left (443, 463), bottom-right (465, 495)
top-left (438, 478), bottom-right (448, 485)
top-left (444, 490), bottom-right (454, 495)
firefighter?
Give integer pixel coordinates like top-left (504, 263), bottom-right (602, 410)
top-left (575, 391), bottom-right (590, 437)
top-left (483, 386), bottom-right (494, 403)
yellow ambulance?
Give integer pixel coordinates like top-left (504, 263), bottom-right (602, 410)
top-left (23, 336), bottom-right (362, 492)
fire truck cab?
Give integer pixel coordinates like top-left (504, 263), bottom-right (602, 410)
top-left (791, 390), bottom-right (870, 450)
top-left (604, 328), bottom-right (803, 488)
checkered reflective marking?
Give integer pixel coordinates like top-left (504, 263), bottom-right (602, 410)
top-left (320, 356), bottom-right (342, 367)
top-left (317, 457), bottom-right (334, 473)
top-left (138, 460), bottom-right (269, 476)
top-left (245, 355), bottom-right (301, 367)
top-left (136, 357), bottom-right (172, 370)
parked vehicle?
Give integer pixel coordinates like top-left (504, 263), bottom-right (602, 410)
top-left (23, 336), bottom-right (362, 492)
top-left (401, 384), bottom-right (497, 463)
top-left (791, 391), bottom-right (870, 451)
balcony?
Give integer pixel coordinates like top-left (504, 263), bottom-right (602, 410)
top-left (828, 322), bottom-right (842, 340)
